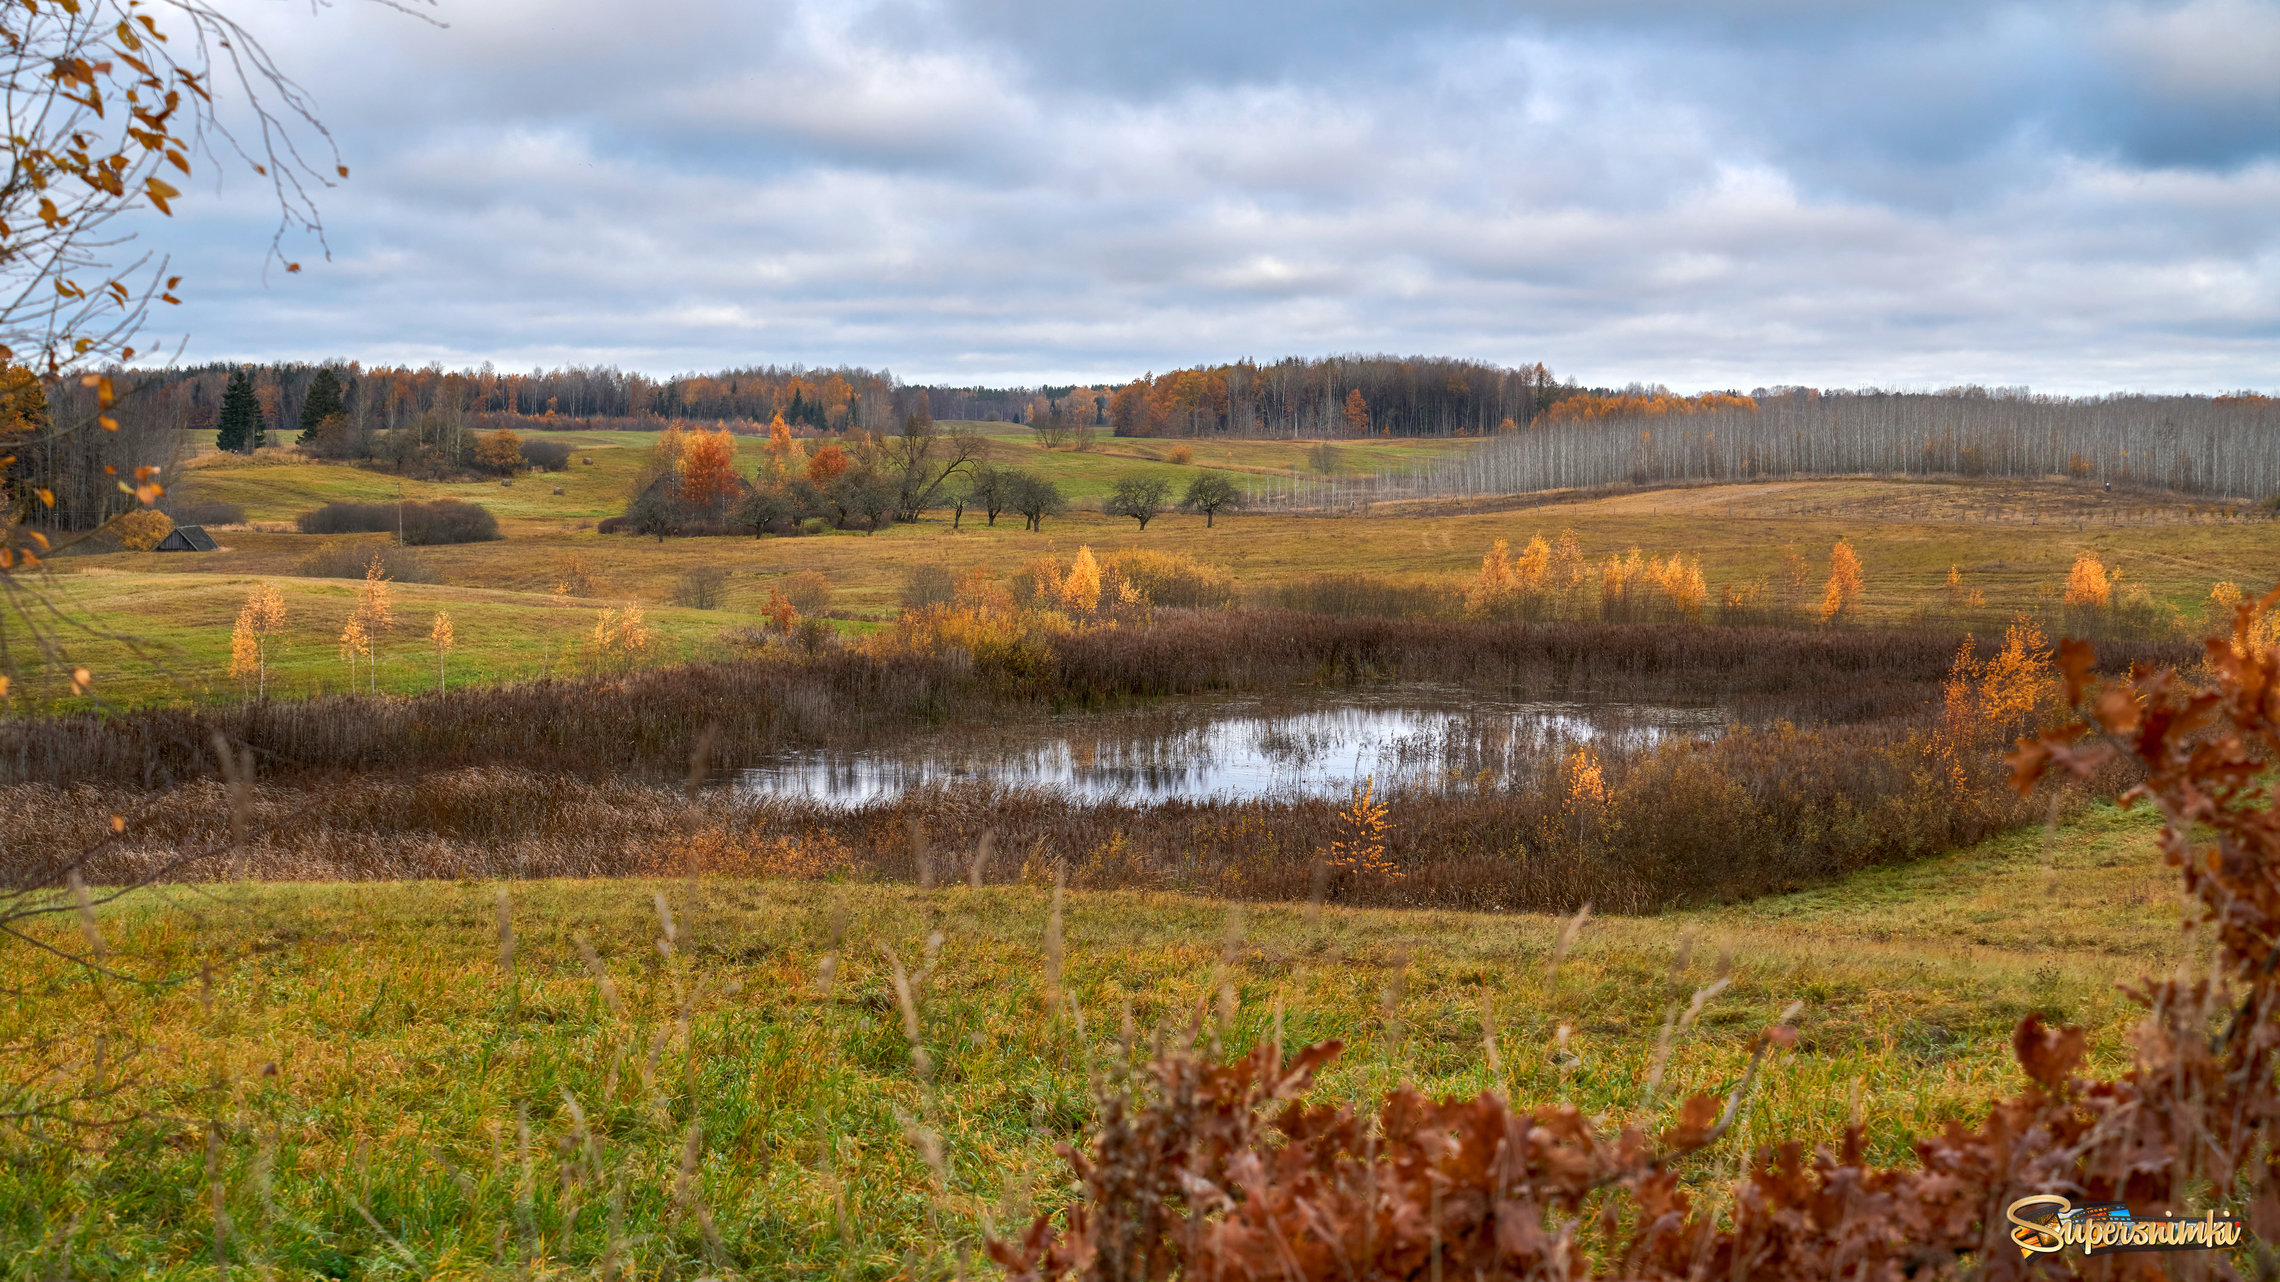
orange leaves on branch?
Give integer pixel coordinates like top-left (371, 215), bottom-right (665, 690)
top-left (1542, 389), bottom-right (1758, 423)
top-left (2062, 551), bottom-right (2111, 610)
top-left (473, 427), bottom-right (523, 474)
top-left (1818, 537), bottom-right (1862, 621)
top-left (804, 442), bottom-right (849, 485)
top-left (1324, 776), bottom-right (1397, 882)
top-left (678, 428), bottom-right (739, 511)
top-left (1341, 387), bottom-right (1369, 434)
top-left (229, 581), bottom-right (286, 697)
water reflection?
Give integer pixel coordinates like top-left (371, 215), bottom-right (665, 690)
top-left (739, 700), bottom-right (1721, 806)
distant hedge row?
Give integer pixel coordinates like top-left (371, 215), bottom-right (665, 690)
top-left (295, 499), bottom-right (500, 545)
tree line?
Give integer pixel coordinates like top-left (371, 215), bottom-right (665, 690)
top-left (1402, 389), bottom-right (2280, 501)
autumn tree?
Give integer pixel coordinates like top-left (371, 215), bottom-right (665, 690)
top-left (1059, 545), bottom-right (1102, 613)
top-left (1178, 472), bottom-right (1243, 527)
top-left (215, 367), bottom-right (264, 454)
top-left (679, 428), bottom-right (741, 512)
top-left (429, 610), bottom-right (455, 693)
top-left (1104, 475), bottom-right (1173, 531)
top-left (227, 583), bottom-right (288, 699)
top-left (1819, 537), bottom-right (1863, 621)
top-left (1109, 379), bottom-right (1150, 435)
top-left (2062, 550), bottom-right (2111, 611)
top-left (474, 427), bottom-right (524, 475)
top-left (761, 411), bottom-right (802, 476)
top-left (805, 442), bottom-right (850, 485)
top-left (1342, 388), bottom-right (1369, 435)
top-left (350, 553), bottom-right (396, 691)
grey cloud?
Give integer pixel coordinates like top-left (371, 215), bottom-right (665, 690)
top-left (130, 0), bottom-right (2280, 391)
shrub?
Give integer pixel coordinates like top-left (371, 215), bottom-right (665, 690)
top-left (403, 499), bottom-right (499, 545)
top-left (1262, 572), bottom-right (1456, 618)
top-left (296, 499), bottom-right (499, 545)
top-left (112, 509), bottom-right (173, 551)
top-left (1100, 548), bottom-right (1236, 609)
top-left (168, 498), bottom-right (245, 526)
top-left (520, 438), bottom-right (573, 472)
top-left (671, 565), bottom-right (728, 610)
top-left (473, 427), bottom-right (524, 474)
top-left (295, 500), bottom-right (394, 535)
top-left (798, 516), bottom-right (831, 536)
top-left (1166, 444), bottom-right (1193, 464)
top-left (784, 570), bottom-right (833, 617)
top-left (295, 543), bottom-right (438, 583)
top-left (901, 564), bottom-right (957, 611)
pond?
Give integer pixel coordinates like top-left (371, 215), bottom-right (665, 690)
top-left (738, 695), bottom-right (1724, 806)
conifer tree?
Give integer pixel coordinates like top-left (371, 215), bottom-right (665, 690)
top-left (215, 367), bottom-right (263, 453)
top-left (297, 367), bottom-right (345, 444)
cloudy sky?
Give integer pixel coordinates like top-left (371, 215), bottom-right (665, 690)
top-left (153, 0), bottom-right (2279, 391)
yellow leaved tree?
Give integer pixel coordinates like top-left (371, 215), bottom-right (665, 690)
top-left (1820, 538), bottom-right (1863, 621)
top-left (228, 583), bottom-right (288, 699)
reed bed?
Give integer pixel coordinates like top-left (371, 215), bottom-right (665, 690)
top-left (0, 611), bottom-right (2192, 789)
top-left (6, 699), bottom-right (2105, 913)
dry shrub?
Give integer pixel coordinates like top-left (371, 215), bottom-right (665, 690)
top-left (784, 570), bottom-right (833, 616)
top-left (296, 542), bottom-right (438, 583)
top-left (1099, 548), bottom-right (1235, 609)
top-left (994, 596), bottom-right (2280, 1281)
top-left (1260, 573), bottom-right (1456, 618)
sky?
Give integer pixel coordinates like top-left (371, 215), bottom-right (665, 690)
top-left (147, 0), bottom-right (2280, 392)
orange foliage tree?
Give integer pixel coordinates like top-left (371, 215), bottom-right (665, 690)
top-left (1542, 389), bottom-right (1759, 423)
top-left (1342, 388), bottom-right (1369, 435)
top-left (473, 427), bottom-right (523, 475)
top-left (1819, 537), bottom-right (1863, 621)
top-left (679, 428), bottom-right (740, 512)
top-left (2062, 550), bottom-right (2111, 610)
top-left (805, 442), bottom-right (850, 485)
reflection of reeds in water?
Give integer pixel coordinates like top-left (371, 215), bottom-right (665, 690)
top-left (742, 699), bottom-right (1720, 806)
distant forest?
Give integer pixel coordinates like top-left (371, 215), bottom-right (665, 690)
top-left (12, 355), bottom-right (2273, 532)
top-left (59, 354), bottom-right (1566, 442)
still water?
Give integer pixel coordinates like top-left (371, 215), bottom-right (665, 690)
top-left (738, 698), bottom-right (1722, 806)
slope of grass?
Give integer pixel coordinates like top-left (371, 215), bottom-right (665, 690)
top-left (0, 802), bottom-right (2183, 1277)
top-left (15, 428), bottom-right (2271, 710)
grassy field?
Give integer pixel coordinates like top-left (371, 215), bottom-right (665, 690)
top-left (3, 799), bottom-right (2184, 1277)
top-left (12, 425), bottom-right (2274, 709)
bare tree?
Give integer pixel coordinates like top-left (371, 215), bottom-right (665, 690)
top-left (886, 416), bottom-right (986, 522)
top-left (1179, 472), bottom-right (1244, 527)
top-left (1104, 474), bottom-right (1173, 531)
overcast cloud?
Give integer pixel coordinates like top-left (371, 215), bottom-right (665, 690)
top-left (145, 0), bottom-right (2280, 391)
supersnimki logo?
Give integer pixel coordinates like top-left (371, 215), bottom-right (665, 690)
top-left (2006, 1195), bottom-right (2246, 1258)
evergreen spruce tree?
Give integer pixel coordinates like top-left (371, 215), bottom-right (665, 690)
top-left (297, 367), bottom-right (345, 444)
top-left (215, 367), bottom-right (262, 454)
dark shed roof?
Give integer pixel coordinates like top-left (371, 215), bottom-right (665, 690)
top-left (154, 524), bottom-right (218, 551)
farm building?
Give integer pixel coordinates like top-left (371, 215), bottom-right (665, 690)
top-left (153, 524), bottom-right (218, 552)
